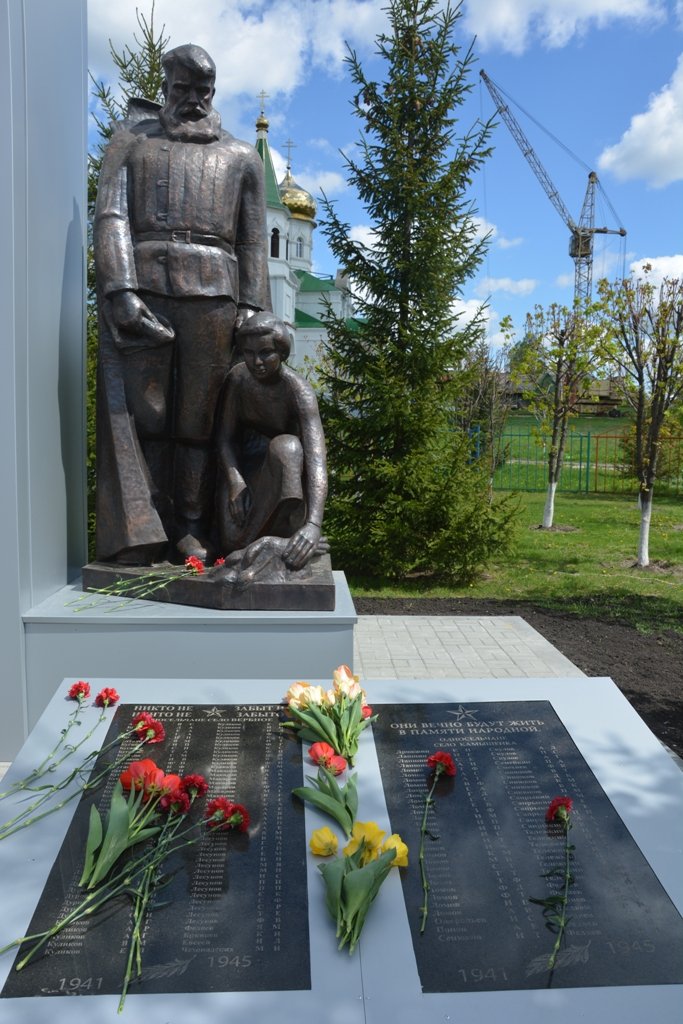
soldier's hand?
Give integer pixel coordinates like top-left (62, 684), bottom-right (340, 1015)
top-left (110, 291), bottom-right (175, 346)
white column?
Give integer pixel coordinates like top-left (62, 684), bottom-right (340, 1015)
top-left (0, 0), bottom-right (87, 758)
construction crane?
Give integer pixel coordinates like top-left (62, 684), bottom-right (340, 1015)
top-left (480, 70), bottom-right (626, 305)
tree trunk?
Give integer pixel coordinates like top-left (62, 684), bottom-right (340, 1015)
top-left (542, 480), bottom-right (557, 529)
top-left (637, 489), bottom-right (652, 568)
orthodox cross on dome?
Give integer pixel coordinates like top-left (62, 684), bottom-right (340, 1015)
top-left (284, 137), bottom-right (297, 172)
top-left (257, 89), bottom-right (270, 117)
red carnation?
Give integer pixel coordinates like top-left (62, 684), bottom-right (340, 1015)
top-left (546, 796), bottom-right (573, 823)
top-left (68, 680), bottom-right (91, 701)
top-left (185, 555), bottom-right (205, 574)
top-left (426, 750), bottom-right (457, 777)
top-left (309, 741), bottom-right (348, 775)
top-left (213, 557), bottom-right (225, 567)
top-left (131, 711), bottom-right (166, 744)
top-left (180, 773), bottom-right (209, 799)
top-left (95, 686), bottom-right (120, 708)
top-left (361, 704), bottom-right (373, 720)
top-left (205, 797), bottom-right (250, 832)
top-left (159, 788), bottom-right (191, 815)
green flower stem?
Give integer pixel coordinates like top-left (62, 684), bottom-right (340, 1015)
top-left (418, 767), bottom-right (443, 934)
top-left (68, 567), bottom-right (200, 613)
top-left (3, 815), bottom-right (203, 973)
top-left (548, 818), bottom-right (573, 971)
top-left (0, 701), bottom-right (86, 800)
top-left (119, 861), bottom-right (154, 1012)
top-left (0, 734), bottom-right (149, 841)
top-left (16, 707), bottom-right (114, 796)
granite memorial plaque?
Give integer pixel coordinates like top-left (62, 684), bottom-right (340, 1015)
top-left (1, 703), bottom-right (310, 999)
top-left (373, 700), bottom-right (683, 992)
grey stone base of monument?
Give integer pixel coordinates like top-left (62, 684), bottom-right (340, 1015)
top-left (18, 572), bottom-right (355, 742)
top-left (81, 553), bottom-right (335, 611)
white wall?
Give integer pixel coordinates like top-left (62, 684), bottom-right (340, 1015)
top-left (0, 0), bottom-right (87, 758)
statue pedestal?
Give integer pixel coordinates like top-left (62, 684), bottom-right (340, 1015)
top-left (21, 572), bottom-right (355, 732)
top-left (81, 554), bottom-right (335, 611)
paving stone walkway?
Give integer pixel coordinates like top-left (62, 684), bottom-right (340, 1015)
top-left (354, 615), bottom-right (584, 680)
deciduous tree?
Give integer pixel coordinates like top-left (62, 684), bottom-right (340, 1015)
top-left (597, 273), bottom-right (683, 567)
top-left (507, 303), bottom-right (600, 528)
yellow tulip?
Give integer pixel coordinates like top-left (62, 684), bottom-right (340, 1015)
top-left (382, 833), bottom-right (409, 867)
top-left (309, 827), bottom-right (339, 857)
top-left (343, 821), bottom-right (386, 864)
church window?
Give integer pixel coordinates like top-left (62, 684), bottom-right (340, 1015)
top-left (270, 228), bottom-right (280, 258)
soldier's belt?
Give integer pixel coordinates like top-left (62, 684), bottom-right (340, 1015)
top-left (135, 231), bottom-right (234, 254)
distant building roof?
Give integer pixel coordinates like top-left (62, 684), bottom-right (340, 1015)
top-left (294, 269), bottom-right (337, 292)
top-left (294, 308), bottom-right (325, 327)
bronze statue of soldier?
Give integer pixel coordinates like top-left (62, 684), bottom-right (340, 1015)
top-left (94, 44), bottom-right (270, 565)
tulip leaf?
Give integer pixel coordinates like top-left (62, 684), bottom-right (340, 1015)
top-left (318, 856), bottom-right (348, 922)
top-left (87, 782), bottom-right (141, 888)
top-left (291, 787), bottom-right (352, 836)
top-left (343, 773), bottom-right (359, 823)
top-left (78, 804), bottom-right (104, 886)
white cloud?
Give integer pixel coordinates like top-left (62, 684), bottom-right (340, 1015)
top-left (497, 235), bottom-right (523, 250)
top-left (555, 273), bottom-right (574, 288)
top-left (473, 217), bottom-right (522, 250)
top-left (598, 54), bottom-right (683, 188)
top-left (88, 1), bottom-right (385, 107)
top-left (463, 0), bottom-right (664, 54)
top-left (473, 216), bottom-right (497, 242)
top-left (629, 254), bottom-right (683, 286)
top-left (453, 299), bottom-right (508, 349)
top-left (298, 170), bottom-right (347, 196)
top-left (476, 276), bottom-right (538, 297)
top-left (349, 224), bottom-right (378, 249)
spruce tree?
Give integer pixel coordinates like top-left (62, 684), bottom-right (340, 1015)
top-left (318, 0), bottom-right (516, 580)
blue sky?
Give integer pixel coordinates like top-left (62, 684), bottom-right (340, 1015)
top-left (88, 0), bottom-right (683, 346)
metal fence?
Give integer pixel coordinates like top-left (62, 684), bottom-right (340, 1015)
top-left (491, 432), bottom-right (683, 496)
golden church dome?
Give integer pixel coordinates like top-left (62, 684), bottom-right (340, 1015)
top-left (279, 168), bottom-right (317, 222)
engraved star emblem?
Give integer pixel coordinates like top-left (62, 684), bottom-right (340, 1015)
top-left (202, 706), bottom-right (224, 718)
top-left (447, 705), bottom-right (478, 721)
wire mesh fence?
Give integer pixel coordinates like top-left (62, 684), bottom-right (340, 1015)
top-left (491, 431), bottom-right (683, 496)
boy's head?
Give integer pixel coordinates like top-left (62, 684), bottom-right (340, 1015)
top-left (236, 311), bottom-right (292, 361)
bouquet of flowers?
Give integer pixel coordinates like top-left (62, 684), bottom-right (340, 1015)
top-left (282, 666), bottom-right (376, 764)
top-left (311, 821), bottom-right (408, 954)
top-left (0, 753), bottom-right (249, 1011)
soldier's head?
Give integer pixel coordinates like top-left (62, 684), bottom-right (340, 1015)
top-left (162, 45), bottom-right (216, 123)
top-left (237, 312), bottom-right (292, 381)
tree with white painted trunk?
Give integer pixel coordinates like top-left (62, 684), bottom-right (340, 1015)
top-left (506, 304), bottom-right (600, 528)
top-left (596, 274), bottom-right (683, 568)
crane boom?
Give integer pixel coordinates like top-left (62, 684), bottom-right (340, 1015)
top-left (480, 70), bottom-right (576, 231)
top-left (480, 70), bottom-right (626, 305)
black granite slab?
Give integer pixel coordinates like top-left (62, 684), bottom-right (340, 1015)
top-left (1, 703), bottom-right (310, 999)
top-left (372, 700), bottom-right (683, 992)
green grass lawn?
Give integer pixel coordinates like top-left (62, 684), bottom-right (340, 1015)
top-left (348, 492), bottom-right (683, 632)
top-left (506, 412), bottom-right (632, 436)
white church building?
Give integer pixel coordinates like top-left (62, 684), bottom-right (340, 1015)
top-left (253, 110), bottom-right (355, 370)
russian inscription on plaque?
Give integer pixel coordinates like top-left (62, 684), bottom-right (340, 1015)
top-left (1, 704), bottom-right (310, 999)
top-left (373, 701), bottom-right (683, 992)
